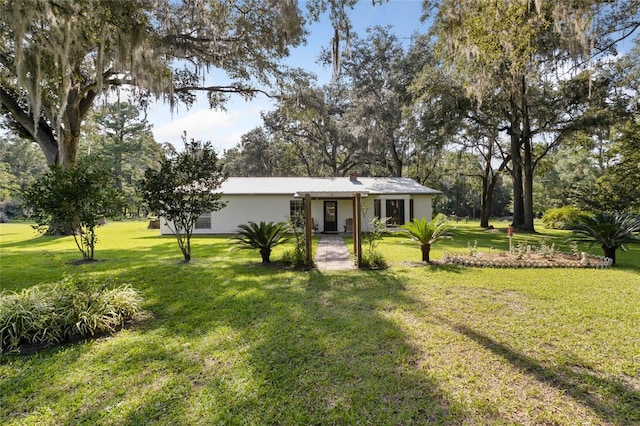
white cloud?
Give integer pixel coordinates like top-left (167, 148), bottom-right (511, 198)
top-left (150, 105), bottom-right (265, 152)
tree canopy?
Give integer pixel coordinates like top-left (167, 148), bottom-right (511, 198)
top-left (219, 1), bottom-right (639, 222)
top-left (422, 0), bottom-right (640, 230)
top-left (4, 0), bottom-right (639, 228)
top-left (0, 0), bottom-right (362, 168)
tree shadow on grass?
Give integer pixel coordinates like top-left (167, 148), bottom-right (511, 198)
top-left (453, 323), bottom-right (640, 425)
top-left (226, 269), bottom-right (467, 424)
top-left (5, 250), bottom-right (638, 424)
top-left (98, 264), bottom-right (471, 423)
top-left (0, 334), bottom-right (197, 424)
top-left (0, 233), bottom-right (67, 249)
top-left (390, 262), bottom-right (465, 273)
top-left (610, 246), bottom-right (640, 272)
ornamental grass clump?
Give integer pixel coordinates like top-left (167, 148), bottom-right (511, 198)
top-left (0, 276), bottom-right (142, 354)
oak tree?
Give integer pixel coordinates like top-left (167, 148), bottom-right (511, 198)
top-left (0, 0), bottom-right (362, 168)
top-left (425, 0), bottom-right (640, 231)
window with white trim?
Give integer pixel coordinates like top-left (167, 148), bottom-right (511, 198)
top-left (386, 199), bottom-right (405, 225)
top-left (195, 212), bottom-right (211, 229)
top-left (290, 199), bottom-right (305, 226)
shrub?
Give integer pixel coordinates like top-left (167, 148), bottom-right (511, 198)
top-left (401, 214), bottom-right (452, 263)
top-left (22, 158), bottom-right (121, 260)
top-left (572, 211), bottom-right (640, 265)
top-left (281, 216), bottom-right (312, 268)
top-left (361, 216), bottom-right (389, 269)
top-left (140, 138), bottom-right (227, 262)
top-left (230, 221), bottom-right (291, 263)
top-left (361, 249), bottom-right (388, 269)
top-left (542, 206), bottom-right (589, 230)
top-left (0, 276), bottom-right (142, 354)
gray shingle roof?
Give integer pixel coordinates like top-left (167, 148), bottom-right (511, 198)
top-left (218, 177), bottom-right (441, 195)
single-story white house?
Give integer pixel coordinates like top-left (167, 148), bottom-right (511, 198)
top-left (160, 174), bottom-right (441, 235)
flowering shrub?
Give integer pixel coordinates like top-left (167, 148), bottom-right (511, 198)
top-left (443, 250), bottom-right (613, 269)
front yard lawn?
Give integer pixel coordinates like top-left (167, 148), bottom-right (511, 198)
top-left (1, 221), bottom-right (639, 424)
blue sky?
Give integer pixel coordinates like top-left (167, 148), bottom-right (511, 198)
top-left (148, 0), bottom-right (429, 152)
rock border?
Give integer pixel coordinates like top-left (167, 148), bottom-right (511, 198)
top-left (442, 252), bottom-right (613, 269)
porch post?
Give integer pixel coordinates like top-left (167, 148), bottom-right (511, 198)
top-left (355, 193), bottom-right (362, 268)
top-left (305, 193), bottom-right (313, 266)
top-left (352, 195), bottom-right (357, 255)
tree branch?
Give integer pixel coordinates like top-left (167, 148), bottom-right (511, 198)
top-left (0, 52), bottom-right (15, 73)
top-left (174, 85), bottom-right (279, 99)
top-left (0, 87), bottom-right (59, 164)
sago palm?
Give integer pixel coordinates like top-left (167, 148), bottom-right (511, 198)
top-left (572, 212), bottom-right (640, 265)
top-left (230, 221), bottom-right (291, 263)
top-left (401, 215), bottom-right (452, 263)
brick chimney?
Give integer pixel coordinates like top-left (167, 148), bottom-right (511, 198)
top-left (349, 171), bottom-right (358, 182)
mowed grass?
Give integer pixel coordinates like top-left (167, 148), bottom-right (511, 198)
top-left (1, 220), bottom-right (639, 425)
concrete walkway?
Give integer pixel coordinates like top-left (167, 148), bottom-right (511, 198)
top-left (314, 233), bottom-right (357, 271)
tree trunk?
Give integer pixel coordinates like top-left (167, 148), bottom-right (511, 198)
top-left (509, 98), bottom-right (524, 228)
top-left (480, 172), bottom-right (500, 228)
top-left (602, 244), bottom-right (616, 265)
top-left (261, 247), bottom-right (271, 263)
top-left (0, 87), bottom-right (59, 165)
top-left (44, 129), bottom-right (80, 234)
top-left (522, 156), bottom-right (536, 232)
top-left (421, 244), bottom-right (431, 263)
top-left (177, 233), bottom-right (191, 262)
top-left (520, 75), bottom-right (536, 232)
top-left (60, 130), bottom-right (79, 167)
top-left (115, 150), bottom-right (123, 191)
top-left (388, 134), bottom-right (403, 177)
top-left (60, 86), bottom-right (87, 168)
top-left (510, 147), bottom-right (524, 227)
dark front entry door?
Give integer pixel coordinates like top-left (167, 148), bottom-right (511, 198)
top-left (324, 201), bottom-right (338, 232)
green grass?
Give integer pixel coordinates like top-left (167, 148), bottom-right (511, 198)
top-left (1, 220), bottom-right (639, 425)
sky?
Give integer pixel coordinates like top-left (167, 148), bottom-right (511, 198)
top-left (147, 0), bottom-right (430, 153)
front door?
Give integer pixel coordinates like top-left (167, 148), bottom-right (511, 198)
top-left (323, 201), bottom-right (338, 232)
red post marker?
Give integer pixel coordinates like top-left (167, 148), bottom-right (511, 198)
top-left (507, 225), bottom-right (514, 236)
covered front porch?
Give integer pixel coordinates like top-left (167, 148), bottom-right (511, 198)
top-left (295, 190), bottom-right (367, 268)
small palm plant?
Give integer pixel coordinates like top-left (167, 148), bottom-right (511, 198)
top-left (401, 214), bottom-right (452, 263)
top-left (572, 212), bottom-right (640, 265)
top-left (230, 221), bottom-right (291, 263)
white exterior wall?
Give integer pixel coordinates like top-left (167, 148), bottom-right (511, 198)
top-left (310, 199), bottom-right (324, 232)
top-left (412, 195), bottom-right (433, 222)
top-left (160, 194), bottom-right (296, 235)
top-left (360, 197), bottom-right (378, 231)
top-left (160, 193), bottom-right (435, 235)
